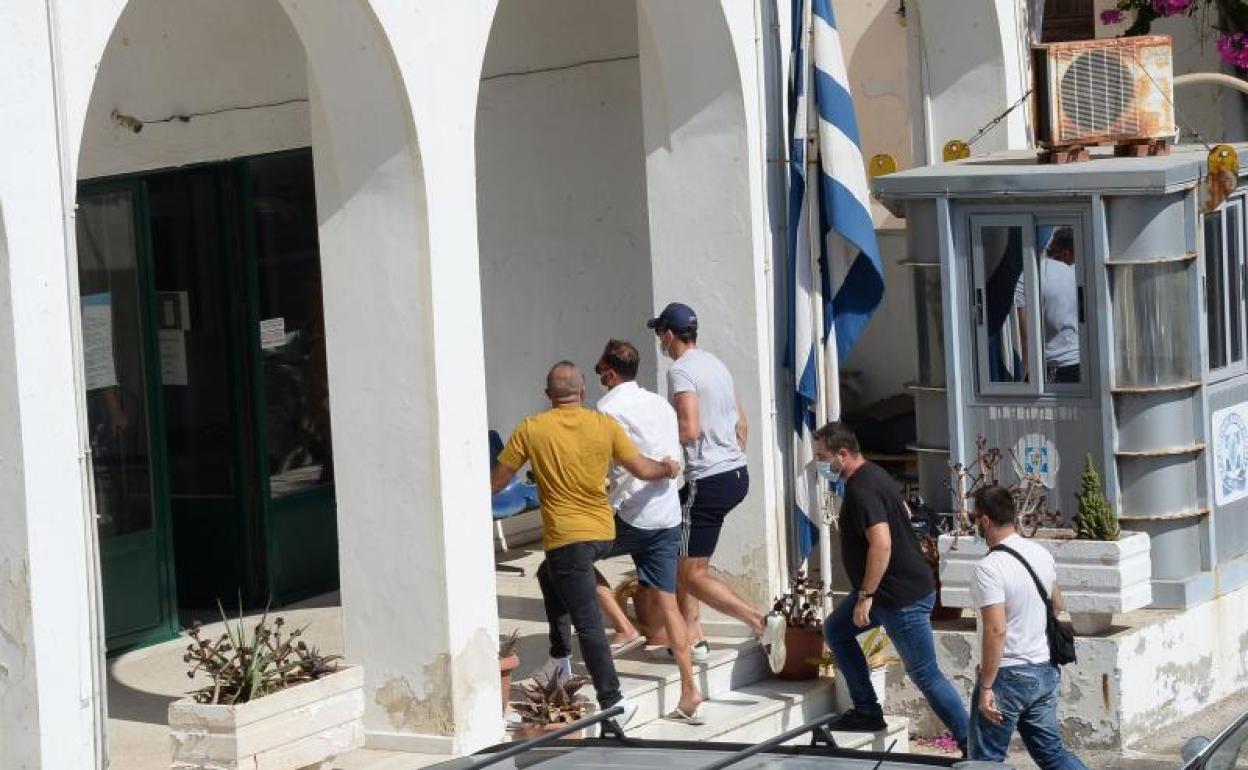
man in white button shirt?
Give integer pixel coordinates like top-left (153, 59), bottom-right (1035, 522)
top-left (969, 485), bottom-right (1087, 769)
top-left (592, 340), bottom-right (704, 723)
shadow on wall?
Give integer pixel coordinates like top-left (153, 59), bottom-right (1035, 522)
top-left (845, 1), bottom-right (913, 181)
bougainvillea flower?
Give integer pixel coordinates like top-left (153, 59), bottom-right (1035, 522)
top-left (1217, 32), bottom-right (1248, 69)
top-left (1100, 9), bottom-right (1124, 24)
top-left (1151, 0), bottom-right (1194, 16)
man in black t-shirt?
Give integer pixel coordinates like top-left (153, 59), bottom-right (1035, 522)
top-left (814, 423), bottom-right (969, 752)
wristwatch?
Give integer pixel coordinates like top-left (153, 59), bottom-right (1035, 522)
top-left (858, 590), bottom-right (874, 600)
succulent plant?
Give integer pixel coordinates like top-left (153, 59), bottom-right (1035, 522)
top-left (182, 602), bottom-right (340, 705)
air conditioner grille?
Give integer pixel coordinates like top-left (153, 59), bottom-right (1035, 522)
top-left (1058, 49), bottom-right (1135, 139)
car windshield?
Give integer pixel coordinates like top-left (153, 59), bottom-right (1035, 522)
top-left (427, 742), bottom-right (990, 769)
top-left (1193, 713), bottom-right (1248, 770)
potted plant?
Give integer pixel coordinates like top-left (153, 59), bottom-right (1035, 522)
top-left (812, 628), bottom-right (898, 713)
top-left (511, 672), bottom-right (593, 739)
top-left (499, 629), bottom-right (522, 714)
top-left (168, 606), bottom-right (363, 770)
top-left (771, 572), bottom-right (825, 681)
top-left (907, 496), bottom-right (962, 622)
top-left (937, 443), bottom-right (1152, 635)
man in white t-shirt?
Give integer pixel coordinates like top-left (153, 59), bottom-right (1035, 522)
top-left (969, 485), bottom-right (1088, 769)
top-left (592, 339), bottom-right (703, 723)
top-left (647, 302), bottom-right (786, 674)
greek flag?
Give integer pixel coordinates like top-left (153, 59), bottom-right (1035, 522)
top-left (788, 0), bottom-right (884, 561)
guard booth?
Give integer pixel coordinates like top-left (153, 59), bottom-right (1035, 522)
top-left (78, 150), bottom-right (339, 651)
top-left (874, 145), bottom-right (1248, 609)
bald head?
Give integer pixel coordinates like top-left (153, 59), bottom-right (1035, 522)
top-left (546, 361), bottom-right (585, 404)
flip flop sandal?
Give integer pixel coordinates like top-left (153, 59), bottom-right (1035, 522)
top-left (610, 637), bottom-right (646, 657)
top-left (663, 707), bottom-right (706, 726)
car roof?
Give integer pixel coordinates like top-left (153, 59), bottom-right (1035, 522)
top-left (427, 738), bottom-right (1008, 769)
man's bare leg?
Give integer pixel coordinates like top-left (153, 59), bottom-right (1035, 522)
top-left (679, 556), bottom-right (766, 636)
top-left (676, 562), bottom-right (705, 645)
top-left (636, 587), bottom-right (670, 647)
top-left (654, 589), bottom-right (702, 715)
top-left (595, 584), bottom-right (640, 646)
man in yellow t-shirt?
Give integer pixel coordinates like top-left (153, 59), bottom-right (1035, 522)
top-left (491, 361), bottom-right (679, 730)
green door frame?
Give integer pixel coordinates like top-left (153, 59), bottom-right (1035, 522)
top-left (237, 153), bottom-right (339, 606)
top-left (82, 149), bottom-right (339, 647)
top-left (78, 177), bottom-right (181, 653)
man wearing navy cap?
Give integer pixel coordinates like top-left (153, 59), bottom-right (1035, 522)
top-left (647, 302), bottom-right (786, 673)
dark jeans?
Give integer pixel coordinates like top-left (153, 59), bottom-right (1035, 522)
top-left (536, 540), bottom-right (621, 708)
top-left (825, 590), bottom-right (969, 746)
top-left (970, 663), bottom-right (1088, 769)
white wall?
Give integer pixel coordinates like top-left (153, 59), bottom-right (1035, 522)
top-left (78, 0), bottom-right (309, 180)
top-left (477, 0), bottom-right (654, 434)
top-left (638, 0), bottom-right (783, 608)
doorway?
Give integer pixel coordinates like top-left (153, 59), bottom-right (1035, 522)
top-left (77, 150), bottom-right (337, 652)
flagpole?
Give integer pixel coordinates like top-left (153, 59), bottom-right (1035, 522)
top-left (803, 0), bottom-right (836, 617)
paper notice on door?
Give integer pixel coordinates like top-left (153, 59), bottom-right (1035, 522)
top-left (81, 293), bottom-right (118, 391)
top-left (259, 317), bottom-right (286, 350)
top-left (158, 330), bottom-right (188, 386)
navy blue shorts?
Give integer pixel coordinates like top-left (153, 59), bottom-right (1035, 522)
top-left (679, 466), bottom-right (749, 559)
top-left (607, 517), bottom-right (681, 594)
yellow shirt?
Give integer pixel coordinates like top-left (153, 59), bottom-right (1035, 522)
top-left (498, 405), bottom-right (640, 551)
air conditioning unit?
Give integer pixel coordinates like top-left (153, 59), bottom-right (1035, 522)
top-left (1033, 35), bottom-right (1176, 148)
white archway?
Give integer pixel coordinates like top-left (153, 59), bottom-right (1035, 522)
top-left (66, 0), bottom-right (496, 760)
top-left (475, 0), bottom-right (781, 612)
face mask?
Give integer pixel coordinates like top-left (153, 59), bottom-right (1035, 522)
top-left (816, 461), bottom-right (840, 483)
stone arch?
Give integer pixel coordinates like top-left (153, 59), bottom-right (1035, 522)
top-left (69, 0), bottom-right (475, 756)
top-left (474, 0), bottom-right (779, 608)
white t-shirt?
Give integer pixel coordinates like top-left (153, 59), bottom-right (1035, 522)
top-left (1040, 258), bottom-right (1079, 368)
top-left (666, 348), bottom-right (748, 480)
top-left (971, 534), bottom-right (1057, 668)
top-left (597, 381), bottom-right (682, 530)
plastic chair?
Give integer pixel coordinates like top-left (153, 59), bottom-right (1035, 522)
top-left (490, 430), bottom-right (540, 575)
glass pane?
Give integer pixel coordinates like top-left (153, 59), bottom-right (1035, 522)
top-left (1230, 204), bottom-right (1244, 364)
top-left (1207, 212), bottom-right (1228, 370)
top-left (147, 171), bottom-right (235, 497)
top-left (1113, 261), bottom-right (1192, 386)
top-left (981, 225), bottom-right (1029, 383)
top-left (250, 154), bottom-right (334, 498)
top-left (77, 191), bottom-right (158, 539)
top-left (1037, 225), bottom-right (1082, 385)
top-left (912, 266), bottom-right (945, 386)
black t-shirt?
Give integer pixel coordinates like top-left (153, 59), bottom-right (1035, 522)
top-left (838, 461), bottom-right (932, 608)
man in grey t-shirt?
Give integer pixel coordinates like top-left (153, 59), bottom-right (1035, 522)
top-left (646, 302), bottom-right (785, 673)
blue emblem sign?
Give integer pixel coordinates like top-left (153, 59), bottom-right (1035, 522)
top-left (1215, 407), bottom-right (1248, 505)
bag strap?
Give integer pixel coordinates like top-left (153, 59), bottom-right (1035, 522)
top-left (990, 543), bottom-right (1056, 615)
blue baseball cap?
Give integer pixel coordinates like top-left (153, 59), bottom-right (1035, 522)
top-left (646, 302), bottom-right (698, 334)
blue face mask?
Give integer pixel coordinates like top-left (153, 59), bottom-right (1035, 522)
top-left (816, 461), bottom-right (840, 483)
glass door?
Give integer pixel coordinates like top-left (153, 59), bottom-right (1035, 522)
top-left (244, 153), bottom-right (338, 604)
top-left (77, 183), bottom-right (178, 651)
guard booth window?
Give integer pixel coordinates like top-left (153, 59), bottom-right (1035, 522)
top-left (1205, 196), bottom-right (1246, 377)
top-left (972, 215), bottom-right (1087, 397)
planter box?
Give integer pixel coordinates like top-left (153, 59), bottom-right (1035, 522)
top-left (937, 530), bottom-right (1152, 634)
top-left (169, 666), bottom-right (364, 770)
top-left (833, 667), bottom-right (888, 713)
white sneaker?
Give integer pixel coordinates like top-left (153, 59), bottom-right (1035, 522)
top-left (760, 613), bottom-right (787, 673)
top-left (691, 640), bottom-right (711, 664)
top-left (532, 656), bottom-right (572, 682)
top-left (614, 698), bottom-right (639, 731)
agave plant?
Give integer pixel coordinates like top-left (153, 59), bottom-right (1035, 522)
top-left (810, 628), bottom-right (900, 674)
top-left (511, 672), bottom-right (592, 726)
top-left (498, 628), bottom-right (522, 659)
top-left (182, 601), bottom-right (341, 705)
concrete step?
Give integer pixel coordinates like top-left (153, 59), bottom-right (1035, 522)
top-left (525, 636), bottom-right (770, 731)
top-left (628, 678), bottom-right (909, 753)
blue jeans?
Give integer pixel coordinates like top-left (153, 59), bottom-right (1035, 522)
top-left (824, 591), bottom-right (969, 746)
top-left (970, 663), bottom-right (1088, 769)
